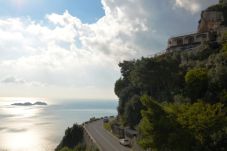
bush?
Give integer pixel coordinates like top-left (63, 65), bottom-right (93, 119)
top-left (56, 124), bottom-right (84, 151)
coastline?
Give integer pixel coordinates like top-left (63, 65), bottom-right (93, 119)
top-left (55, 117), bottom-right (103, 151)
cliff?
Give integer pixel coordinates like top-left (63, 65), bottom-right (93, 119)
top-left (114, 1), bottom-right (227, 151)
top-left (198, 1), bottom-right (227, 32)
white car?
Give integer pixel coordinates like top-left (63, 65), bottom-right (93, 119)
top-left (119, 138), bottom-right (130, 146)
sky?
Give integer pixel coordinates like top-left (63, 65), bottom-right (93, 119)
top-left (0, 0), bottom-right (219, 100)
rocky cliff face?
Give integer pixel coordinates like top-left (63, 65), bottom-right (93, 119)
top-left (198, 11), bottom-right (224, 33)
top-left (198, 1), bottom-right (227, 33)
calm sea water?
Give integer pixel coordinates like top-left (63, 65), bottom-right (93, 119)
top-left (0, 99), bottom-right (118, 151)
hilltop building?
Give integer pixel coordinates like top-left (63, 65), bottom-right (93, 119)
top-left (167, 1), bottom-right (227, 52)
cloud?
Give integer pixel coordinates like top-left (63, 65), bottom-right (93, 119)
top-left (1, 76), bottom-right (45, 87)
top-left (0, 0), bottom-right (219, 99)
top-left (174, 0), bottom-right (218, 13)
top-left (0, 127), bottom-right (27, 133)
top-left (1, 76), bottom-right (25, 84)
top-left (175, 0), bottom-right (200, 13)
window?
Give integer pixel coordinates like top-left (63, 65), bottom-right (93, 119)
top-left (176, 38), bottom-right (183, 45)
top-left (185, 36), bottom-right (194, 44)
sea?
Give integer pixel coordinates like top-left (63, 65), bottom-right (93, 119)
top-left (0, 98), bottom-right (118, 151)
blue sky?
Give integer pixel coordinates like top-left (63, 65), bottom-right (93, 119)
top-left (0, 0), bottom-right (104, 23)
top-left (0, 0), bottom-right (219, 100)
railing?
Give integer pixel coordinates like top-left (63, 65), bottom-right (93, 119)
top-left (169, 31), bottom-right (198, 38)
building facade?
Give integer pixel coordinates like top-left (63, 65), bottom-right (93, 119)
top-left (167, 32), bottom-right (211, 52)
top-left (166, 0), bottom-right (226, 52)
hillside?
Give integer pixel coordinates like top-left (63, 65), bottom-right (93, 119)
top-left (114, 36), bottom-right (227, 151)
top-left (114, 2), bottom-right (227, 151)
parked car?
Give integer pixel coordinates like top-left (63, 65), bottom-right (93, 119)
top-left (119, 138), bottom-right (130, 146)
top-left (103, 116), bottom-right (109, 123)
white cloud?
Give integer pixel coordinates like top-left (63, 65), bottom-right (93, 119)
top-left (174, 0), bottom-right (219, 13)
top-left (0, 0), bottom-right (219, 99)
top-left (0, 0), bottom-right (154, 99)
top-left (175, 0), bottom-right (200, 13)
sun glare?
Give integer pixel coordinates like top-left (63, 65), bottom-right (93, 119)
top-left (0, 130), bottom-right (44, 151)
top-left (3, 106), bottom-right (41, 118)
top-left (10, 131), bottom-right (38, 149)
top-left (0, 100), bottom-right (51, 151)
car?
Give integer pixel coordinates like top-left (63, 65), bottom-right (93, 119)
top-left (103, 116), bottom-right (109, 123)
top-left (119, 138), bottom-right (130, 146)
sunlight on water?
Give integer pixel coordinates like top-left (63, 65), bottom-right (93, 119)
top-left (0, 98), bottom-right (117, 151)
top-left (2, 106), bottom-right (41, 118)
top-left (2, 131), bottom-right (40, 151)
top-left (0, 105), bottom-right (55, 151)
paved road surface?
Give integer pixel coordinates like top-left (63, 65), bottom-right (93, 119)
top-left (84, 120), bottom-right (131, 151)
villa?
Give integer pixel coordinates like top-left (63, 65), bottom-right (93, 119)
top-left (167, 0), bottom-right (227, 52)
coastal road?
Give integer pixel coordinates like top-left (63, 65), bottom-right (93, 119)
top-left (84, 120), bottom-right (131, 151)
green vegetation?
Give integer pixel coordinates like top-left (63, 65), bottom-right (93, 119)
top-left (103, 122), bottom-right (111, 131)
top-left (55, 124), bottom-right (86, 151)
top-left (138, 96), bottom-right (227, 151)
top-left (56, 124), bottom-right (99, 151)
top-left (59, 145), bottom-right (99, 151)
top-left (56, 124), bottom-right (84, 151)
top-left (185, 68), bottom-right (208, 100)
top-left (114, 42), bottom-right (227, 150)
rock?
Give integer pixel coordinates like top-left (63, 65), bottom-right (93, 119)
top-left (33, 101), bottom-right (47, 105)
top-left (198, 11), bottom-right (224, 33)
top-left (11, 101), bottom-right (47, 106)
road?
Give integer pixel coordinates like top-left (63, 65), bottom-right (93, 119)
top-left (84, 120), bottom-right (131, 151)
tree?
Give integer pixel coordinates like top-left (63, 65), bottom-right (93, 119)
top-left (114, 78), bottom-right (128, 97)
top-left (124, 95), bottom-right (144, 128)
top-left (117, 86), bottom-right (139, 116)
top-left (185, 68), bottom-right (208, 100)
top-left (56, 124), bottom-right (84, 151)
top-left (130, 56), bottom-right (182, 102)
top-left (138, 95), bottom-right (195, 151)
top-left (139, 95), bottom-right (227, 151)
top-left (119, 60), bottom-right (135, 80)
top-left (220, 90), bottom-right (227, 105)
top-left (170, 101), bottom-right (227, 151)
top-left (207, 51), bottom-right (227, 102)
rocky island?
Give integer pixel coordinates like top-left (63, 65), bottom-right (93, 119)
top-left (11, 101), bottom-right (47, 106)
